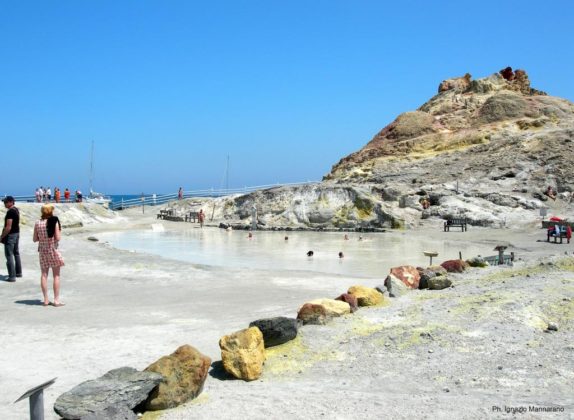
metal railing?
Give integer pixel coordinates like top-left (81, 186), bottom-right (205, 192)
top-left (109, 181), bottom-right (319, 210)
top-left (2, 181), bottom-right (319, 210)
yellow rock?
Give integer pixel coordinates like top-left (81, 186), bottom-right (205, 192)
top-left (348, 285), bottom-right (384, 306)
top-left (219, 327), bottom-right (266, 381)
top-left (308, 298), bottom-right (351, 317)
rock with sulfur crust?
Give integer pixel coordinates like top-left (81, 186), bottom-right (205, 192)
top-left (144, 345), bottom-right (211, 411)
top-left (219, 327), bottom-right (266, 381)
top-left (347, 285), bottom-right (384, 306)
top-left (428, 277), bottom-right (453, 290)
top-left (308, 298), bottom-right (351, 317)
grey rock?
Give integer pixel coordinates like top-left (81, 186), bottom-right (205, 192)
top-left (546, 322), bottom-right (558, 332)
top-left (81, 405), bottom-right (137, 420)
top-left (249, 317), bottom-right (298, 347)
top-left (54, 367), bottom-right (163, 419)
top-left (384, 275), bottom-right (409, 298)
top-left (87, 237), bottom-right (99, 242)
top-left (418, 269), bottom-right (436, 289)
top-left (375, 284), bottom-right (388, 295)
top-left (428, 277), bottom-right (453, 290)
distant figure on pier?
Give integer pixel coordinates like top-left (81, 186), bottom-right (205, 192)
top-left (75, 190), bottom-right (83, 202)
top-left (198, 209), bottom-right (205, 228)
top-left (54, 188), bottom-right (61, 203)
top-left (35, 188), bottom-right (42, 203)
top-left (338, 252), bottom-right (344, 258)
top-left (307, 250), bottom-right (314, 257)
top-left (178, 187), bottom-right (183, 200)
top-left (46, 187), bottom-right (52, 201)
top-left (64, 188), bottom-right (70, 202)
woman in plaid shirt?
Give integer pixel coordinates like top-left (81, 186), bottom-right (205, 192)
top-left (33, 204), bottom-right (65, 307)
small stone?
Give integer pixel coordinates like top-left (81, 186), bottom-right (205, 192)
top-left (497, 366), bottom-right (503, 370)
top-left (546, 323), bottom-right (558, 332)
top-left (87, 236), bottom-right (99, 242)
top-left (428, 349), bottom-right (434, 353)
top-left (444, 388), bottom-right (450, 393)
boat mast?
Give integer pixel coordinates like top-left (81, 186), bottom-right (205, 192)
top-left (89, 140), bottom-right (94, 194)
top-left (226, 154), bottom-right (230, 192)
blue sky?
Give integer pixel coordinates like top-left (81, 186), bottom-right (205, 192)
top-left (1, 1), bottom-right (573, 195)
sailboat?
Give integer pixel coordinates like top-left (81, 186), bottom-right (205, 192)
top-left (85, 141), bottom-right (111, 206)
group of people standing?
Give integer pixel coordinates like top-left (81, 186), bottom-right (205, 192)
top-left (35, 186), bottom-right (83, 203)
top-left (2, 196), bottom-right (65, 306)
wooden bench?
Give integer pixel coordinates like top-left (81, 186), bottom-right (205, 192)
top-left (185, 211), bottom-right (199, 222)
top-left (444, 218), bottom-right (468, 232)
top-left (547, 226), bottom-right (570, 244)
top-left (157, 209), bottom-right (173, 220)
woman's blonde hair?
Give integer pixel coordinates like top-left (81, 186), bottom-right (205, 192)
top-left (41, 204), bottom-right (55, 220)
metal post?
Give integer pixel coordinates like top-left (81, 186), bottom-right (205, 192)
top-left (498, 248), bottom-right (505, 265)
top-left (15, 377), bottom-right (56, 420)
top-left (29, 391), bottom-right (44, 420)
top-left (141, 193), bottom-right (145, 214)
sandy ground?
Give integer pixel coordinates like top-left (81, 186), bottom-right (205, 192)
top-left (0, 212), bottom-right (573, 419)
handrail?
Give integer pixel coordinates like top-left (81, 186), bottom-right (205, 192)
top-left (109, 181), bottom-right (319, 210)
top-left (2, 181), bottom-right (320, 210)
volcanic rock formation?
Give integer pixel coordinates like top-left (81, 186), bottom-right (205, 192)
top-left (178, 68), bottom-right (574, 229)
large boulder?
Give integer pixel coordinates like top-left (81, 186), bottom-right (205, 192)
top-left (308, 298), bottom-right (351, 317)
top-left (53, 367), bottom-right (163, 419)
top-left (441, 259), bottom-right (470, 273)
top-left (144, 345), bottom-right (211, 411)
top-left (417, 268), bottom-right (436, 290)
top-left (427, 265), bottom-right (448, 276)
top-left (347, 286), bottom-right (384, 306)
top-left (388, 265), bottom-right (420, 289)
top-left (249, 317), bottom-right (298, 348)
top-left (384, 275), bottom-right (410, 297)
top-left (219, 327), bottom-right (266, 381)
top-left (297, 303), bottom-right (329, 325)
top-left (428, 277), bottom-right (453, 290)
top-left (335, 293), bottom-right (359, 312)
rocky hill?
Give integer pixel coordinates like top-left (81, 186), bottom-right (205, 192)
top-left (190, 68), bottom-right (574, 230)
top-left (326, 67), bottom-right (574, 191)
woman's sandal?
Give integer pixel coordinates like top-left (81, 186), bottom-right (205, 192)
top-left (53, 302), bottom-right (66, 307)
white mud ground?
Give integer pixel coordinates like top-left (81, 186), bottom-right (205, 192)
top-left (0, 213), bottom-right (573, 419)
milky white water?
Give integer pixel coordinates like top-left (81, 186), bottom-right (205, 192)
top-left (100, 228), bottom-right (486, 278)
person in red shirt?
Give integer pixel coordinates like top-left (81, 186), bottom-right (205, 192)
top-left (64, 188), bottom-right (70, 202)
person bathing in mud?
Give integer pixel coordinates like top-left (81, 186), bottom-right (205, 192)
top-left (545, 186), bottom-right (557, 201)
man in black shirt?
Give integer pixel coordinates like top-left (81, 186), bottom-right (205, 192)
top-left (2, 196), bottom-right (22, 282)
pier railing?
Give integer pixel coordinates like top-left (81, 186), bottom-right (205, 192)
top-left (2, 181), bottom-right (319, 210)
top-left (109, 181), bottom-right (318, 210)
